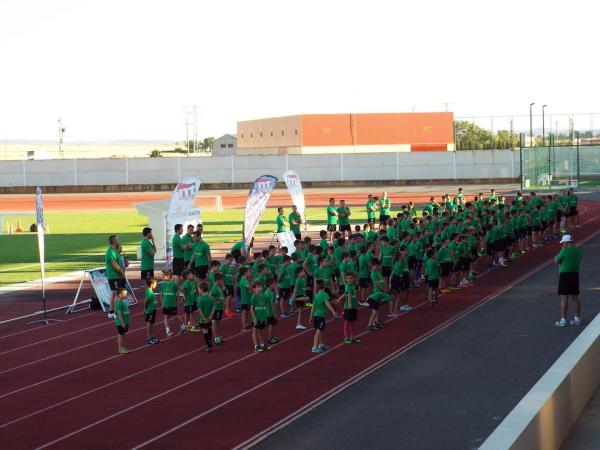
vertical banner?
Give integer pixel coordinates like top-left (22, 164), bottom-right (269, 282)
top-left (35, 186), bottom-right (46, 298)
top-left (283, 170), bottom-right (307, 232)
top-left (243, 175), bottom-right (278, 249)
top-left (165, 178), bottom-right (201, 265)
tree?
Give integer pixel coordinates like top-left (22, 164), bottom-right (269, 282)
top-left (454, 121), bottom-right (519, 150)
top-left (202, 137), bottom-right (215, 150)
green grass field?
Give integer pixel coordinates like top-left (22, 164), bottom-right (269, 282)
top-left (0, 207), bottom-right (371, 287)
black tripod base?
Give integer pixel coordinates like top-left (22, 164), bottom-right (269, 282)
top-left (26, 318), bottom-right (63, 325)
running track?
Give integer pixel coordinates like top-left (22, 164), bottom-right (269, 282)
top-left (0, 200), bottom-right (598, 449)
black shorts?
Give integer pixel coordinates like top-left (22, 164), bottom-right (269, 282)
top-left (428, 278), bottom-right (439, 289)
top-left (556, 211), bottom-right (563, 221)
top-left (391, 273), bottom-right (409, 292)
top-left (223, 285), bottom-right (233, 297)
top-left (198, 321), bottom-right (211, 329)
top-left (212, 310), bottom-right (223, 322)
top-left (570, 208), bottom-right (578, 216)
top-left (441, 262), bottom-right (452, 277)
top-left (368, 298), bottom-right (379, 310)
top-left (294, 232), bottom-right (302, 241)
top-left (108, 278), bottom-right (126, 291)
top-left (408, 256), bottom-right (418, 270)
top-left (144, 310), bottom-right (156, 323)
top-left (278, 287), bottom-right (291, 300)
top-left (527, 226), bottom-right (533, 236)
top-left (540, 221), bottom-right (547, 231)
top-left (367, 217), bottom-right (376, 224)
top-left (254, 321), bottom-right (266, 329)
top-left (240, 304), bottom-right (251, 311)
top-left (313, 316), bottom-right (326, 330)
top-left (359, 277), bottom-right (372, 288)
top-left (340, 224), bottom-right (351, 232)
top-left (379, 214), bottom-right (390, 223)
top-left (519, 228), bottom-right (527, 239)
top-left (141, 270), bottom-right (154, 280)
top-left (194, 265), bottom-right (209, 279)
top-left (327, 224), bottom-right (337, 232)
top-left (231, 248), bottom-right (242, 262)
top-left (162, 306), bottom-right (177, 316)
top-left (267, 316), bottom-right (277, 325)
top-left (116, 325), bottom-right (129, 335)
top-left (294, 300), bottom-right (305, 308)
top-left (344, 308), bottom-right (358, 322)
top-left (458, 257), bottom-right (470, 272)
top-left (382, 266), bottom-right (392, 277)
top-left (172, 257), bottom-right (185, 276)
top-left (485, 243), bottom-right (494, 256)
top-left (532, 225), bottom-right (541, 232)
top-left (184, 304), bottom-right (197, 313)
top-left (558, 272), bottom-right (579, 295)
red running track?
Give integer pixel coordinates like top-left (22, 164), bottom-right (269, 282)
top-left (0, 201), bottom-right (598, 449)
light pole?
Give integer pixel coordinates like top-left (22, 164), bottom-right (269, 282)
top-left (542, 105), bottom-right (547, 146)
top-left (543, 105), bottom-right (549, 183)
top-left (58, 117), bottom-right (65, 159)
top-left (529, 102), bottom-right (535, 148)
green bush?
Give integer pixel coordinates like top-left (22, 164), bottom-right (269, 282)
top-left (150, 149), bottom-right (162, 157)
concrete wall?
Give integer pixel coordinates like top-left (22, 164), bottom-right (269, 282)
top-left (0, 150), bottom-right (520, 188)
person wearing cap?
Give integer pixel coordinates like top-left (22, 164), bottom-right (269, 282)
top-left (554, 235), bottom-right (582, 327)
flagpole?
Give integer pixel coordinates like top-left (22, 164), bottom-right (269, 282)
top-left (27, 186), bottom-right (61, 325)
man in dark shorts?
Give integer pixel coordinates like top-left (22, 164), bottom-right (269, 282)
top-left (171, 224), bottom-right (186, 283)
top-left (140, 227), bottom-right (156, 281)
top-left (105, 235), bottom-right (125, 319)
top-left (326, 198), bottom-right (338, 242)
top-left (554, 235), bottom-right (582, 327)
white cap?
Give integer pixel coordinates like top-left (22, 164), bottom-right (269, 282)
top-left (560, 235), bottom-right (573, 244)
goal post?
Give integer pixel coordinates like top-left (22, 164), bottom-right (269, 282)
top-left (195, 194), bottom-right (223, 212)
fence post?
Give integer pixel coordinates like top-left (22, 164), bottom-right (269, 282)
top-left (452, 151), bottom-right (457, 180)
top-left (285, 153), bottom-right (289, 173)
top-left (576, 131), bottom-right (580, 186)
top-left (519, 133), bottom-right (524, 191)
top-left (230, 155), bottom-right (235, 184)
top-left (396, 152), bottom-right (400, 180)
top-left (510, 150), bottom-right (514, 179)
top-left (340, 153), bottom-right (344, 181)
top-left (125, 158), bottom-right (129, 185)
top-left (22, 159), bottom-right (26, 187)
top-left (73, 159), bottom-right (78, 186)
top-left (177, 156), bottom-right (181, 183)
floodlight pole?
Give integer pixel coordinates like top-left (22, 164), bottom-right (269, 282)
top-left (529, 103), bottom-right (535, 148)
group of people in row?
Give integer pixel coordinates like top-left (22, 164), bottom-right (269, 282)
top-left (105, 187), bottom-right (583, 355)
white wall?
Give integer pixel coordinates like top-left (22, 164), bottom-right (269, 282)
top-left (0, 150), bottom-right (521, 187)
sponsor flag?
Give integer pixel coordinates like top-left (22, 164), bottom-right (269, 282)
top-left (165, 178), bottom-right (201, 265)
top-left (35, 187), bottom-right (46, 298)
top-left (243, 175), bottom-right (278, 249)
top-left (283, 170), bottom-right (307, 232)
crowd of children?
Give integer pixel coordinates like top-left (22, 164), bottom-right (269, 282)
top-left (113, 187), bottom-right (581, 356)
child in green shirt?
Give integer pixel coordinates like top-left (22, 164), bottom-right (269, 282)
top-left (250, 281), bottom-right (269, 352)
top-left (144, 277), bottom-right (159, 345)
top-left (115, 288), bottom-right (130, 354)
top-left (309, 279), bottom-right (338, 353)
top-left (196, 282), bottom-right (215, 352)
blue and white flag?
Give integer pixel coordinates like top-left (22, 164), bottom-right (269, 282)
top-left (283, 170), bottom-right (307, 232)
top-left (165, 178), bottom-right (201, 265)
top-left (243, 175), bottom-right (278, 249)
top-left (35, 187), bottom-right (46, 297)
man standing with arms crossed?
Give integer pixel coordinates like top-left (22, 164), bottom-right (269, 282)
top-left (326, 198), bottom-right (338, 242)
top-left (106, 235), bottom-right (126, 320)
top-left (554, 235), bottom-right (583, 327)
top-left (140, 227), bottom-right (156, 281)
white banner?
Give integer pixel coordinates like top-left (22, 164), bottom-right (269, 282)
top-left (283, 170), bottom-right (307, 232)
top-left (243, 175), bottom-right (278, 249)
top-left (277, 231), bottom-right (297, 255)
top-left (89, 268), bottom-right (137, 312)
top-left (35, 186), bottom-right (45, 298)
top-left (165, 178), bottom-right (201, 265)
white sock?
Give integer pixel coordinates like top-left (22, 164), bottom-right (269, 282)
top-left (166, 326), bottom-right (171, 333)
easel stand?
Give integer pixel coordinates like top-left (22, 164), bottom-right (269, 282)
top-left (27, 295), bottom-right (62, 325)
top-left (67, 270), bottom-right (95, 314)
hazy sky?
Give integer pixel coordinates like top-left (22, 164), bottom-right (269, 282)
top-left (0, 0), bottom-right (597, 141)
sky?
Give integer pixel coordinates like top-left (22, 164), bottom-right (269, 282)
top-left (0, 0), bottom-right (598, 142)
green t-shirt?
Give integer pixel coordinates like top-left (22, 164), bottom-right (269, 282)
top-left (339, 259), bottom-right (355, 286)
top-left (391, 258), bottom-right (408, 276)
top-left (344, 284), bottom-right (358, 309)
top-left (289, 212), bottom-right (302, 234)
top-left (425, 258), bottom-right (441, 280)
top-left (115, 299), bottom-right (130, 326)
top-left (337, 206), bottom-right (351, 225)
top-left (366, 200), bottom-right (377, 219)
top-left (210, 285), bottom-right (224, 311)
top-left (371, 270), bottom-right (385, 293)
top-left (278, 264), bottom-right (291, 288)
top-left (140, 239), bottom-right (155, 271)
top-left (276, 214), bottom-right (289, 233)
top-left (192, 241), bottom-right (211, 267)
top-left (182, 279), bottom-right (197, 306)
top-left (105, 246), bottom-right (121, 279)
top-left (379, 245), bottom-right (395, 267)
top-left (144, 287), bottom-right (156, 313)
top-left (196, 294), bottom-right (214, 323)
top-left (172, 234), bottom-right (185, 259)
top-left (239, 277), bottom-right (252, 305)
top-left (182, 233), bottom-right (194, 262)
top-left (251, 293), bottom-right (269, 322)
top-left (358, 252), bottom-right (374, 278)
top-left (159, 279), bottom-right (178, 308)
top-left (231, 240), bottom-right (245, 253)
top-left (265, 288), bottom-right (277, 317)
top-left (313, 290), bottom-right (330, 318)
top-left (304, 254), bottom-right (318, 275)
top-left (221, 263), bottom-right (234, 286)
top-left (379, 198), bottom-right (391, 215)
top-left (555, 245), bottom-right (582, 273)
top-left (568, 194), bottom-right (578, 208)
top-left (327, 205), bottom-right (338, 225)
top-left (294, 277), bottom-right (307, 297)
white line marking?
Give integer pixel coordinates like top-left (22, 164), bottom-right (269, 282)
top-left (0, 255), bottom-right (102, 273)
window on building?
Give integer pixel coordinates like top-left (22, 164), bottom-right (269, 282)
top-left (250, 133), bottom-right (253, 138)
top-left (227, 144), bottom-right (234, 148)
top-left (281, 130), bottom-right (285, 136)
top-left (260, 132), bottom-right (263, 137)
top-left (270, 131), bottom-right (273, 137)
top-left (295, 129), bottom-right (298, 135)
top-left (220, 144), bottom-right (226, 148)
top-left (241, 133), bottom-right (244, 139)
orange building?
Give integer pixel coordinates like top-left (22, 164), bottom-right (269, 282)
top-left (236, 112), bottom-right (455, 155)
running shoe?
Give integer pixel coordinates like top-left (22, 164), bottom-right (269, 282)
top-left (166, 331), bottom-right (175, 338)
top-left (570, 317), bottom-right (582, 326)
top-left (148, 339), bottom-right (158, 345)
top-left (215, 337), bottom-right (223, 345)
top-left (400, 305), bottom-right (414, 311)
top-left (352, 338), bottom-right (361, 344)
top-left (189, 327), bottom-right (201, 333)
top-left (280, 312), bottom-right (289, 318)
top-left (311, 347), bottom-right (325, 353)
top-left (306, 302), bottom-right (314, 308)
top-left (344, 339), bottom-right (353, 345)
top-left (107, 312), bottom-right (116, 320)
top-left (255, 345), bottom-right (265, 353)
top-left (358, 302), bottom-right (370, 307)
top-left (318, 344), bottom-right (330, 350)
top-left (118, 347), bottom-right (129, 354)
top-left (206, 347), bottom-right (213, 353)
top-left (296, 324), bottom-right (307, 330)
top-left (555, 318), bottom-right (567, 327)
top-left (224, 310), bottom-right (234, 318)
top-left (268, 337), bottom-right (279, 345)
